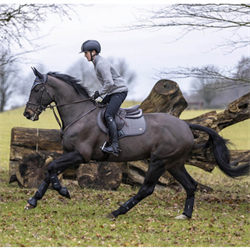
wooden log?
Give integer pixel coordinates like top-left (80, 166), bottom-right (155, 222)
top-left (76, 162), bottom-right (122, 190)
top-left (9, 142), bottom-right (63, 186)
top-left (14, 153), bottom-right (62, 188)
top-left (118, 161), bottom-right (182, 191)
top-left (10, 126), bottom-right (62, 151)
top-left (140, 79), bottom-right (187, 117)
top-left (184, 92), bottom-right (250, 171)
top-left (184, 92), bottom-right (250, 135)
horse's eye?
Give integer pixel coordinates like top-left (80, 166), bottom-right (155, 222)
top-left (34, 86), bottom-right (41, 93)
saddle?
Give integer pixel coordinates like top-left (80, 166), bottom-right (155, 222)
top-left (97, 105), bottom-right (146, 139)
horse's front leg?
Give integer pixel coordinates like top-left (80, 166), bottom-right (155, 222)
top-left (25, 150), bottom-right (84, 210)
top-left (25, 173), bottom-right (51, 209)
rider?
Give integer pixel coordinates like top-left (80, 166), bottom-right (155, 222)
top-left (80, 40), bottom-right (128, 156)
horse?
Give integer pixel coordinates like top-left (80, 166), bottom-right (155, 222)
top-left (23, 67), bottom-right (250, 220)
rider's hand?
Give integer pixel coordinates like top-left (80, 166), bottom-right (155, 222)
top-left (92, 91), bottom-right (100, 100)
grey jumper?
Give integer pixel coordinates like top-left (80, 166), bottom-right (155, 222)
top-left (92, 55), bottom-right (128, 95)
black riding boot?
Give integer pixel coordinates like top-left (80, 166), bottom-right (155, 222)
top-left (102, 116), bottom-right (120, 156)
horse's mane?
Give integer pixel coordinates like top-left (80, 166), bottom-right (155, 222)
top-left (47, 71), bottom-right (91, 98)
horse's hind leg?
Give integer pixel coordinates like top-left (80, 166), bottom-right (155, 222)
top-left (25, 150), bottom-right (84, 209)
top-left (167, 165), bottom-right (197, 219)
top-left (109, 154), bottom-right (165, 218)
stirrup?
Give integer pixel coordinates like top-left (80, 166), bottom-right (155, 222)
top-left (101, 141), bottom-right (121, 156)
top-left (102, 146), bottom-right (121, 156)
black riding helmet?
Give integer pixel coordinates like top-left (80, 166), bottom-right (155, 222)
top-left (80, 40), bottom-right (101, 54)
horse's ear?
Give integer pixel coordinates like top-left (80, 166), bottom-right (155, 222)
top-left (31, 67), bottom-right (43, 79)
top-left (31, 67), bottom-right (36, 75)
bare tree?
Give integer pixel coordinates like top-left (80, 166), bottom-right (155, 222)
top-left (0, 4), bottom-right (80, 111)
top-left (0, 48), bottom-right (19, 112)
top-left (0, 4), bottom-right (78, 51)
top-left (131, 4), bottom-right (249, 51)
top-left (156, 57), bottom-right (250, 91)
top-left (127, 4), bottom-right (250, 90)
top-left (190, 78), bottom-right (217, 108)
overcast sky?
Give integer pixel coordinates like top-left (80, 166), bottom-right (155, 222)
top-left (18, 2), bottom-right (248, 102)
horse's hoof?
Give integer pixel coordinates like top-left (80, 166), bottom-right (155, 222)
top-left (59, 187), bottom-right (71, 199)
top-left (174, 214), bottom-right (189, 220)
top-left (107, 212), bottom-right (116, 220)
top-left (24, 203), bottom-right (35, 210)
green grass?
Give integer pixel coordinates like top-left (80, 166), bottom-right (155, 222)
top-left (0, 105), bottom-right (250, 247)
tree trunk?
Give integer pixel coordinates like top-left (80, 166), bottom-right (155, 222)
top-left (76, 162), bottom-right (122, 190)
top-left (185, 92), bottom-right (250, 171)
top-left (140, 79), bottom-right (188, 116)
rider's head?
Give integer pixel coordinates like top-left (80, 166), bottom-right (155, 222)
top-left (80, 40), bottom-right (101, 61)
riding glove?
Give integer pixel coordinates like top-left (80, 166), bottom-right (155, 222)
top-left (93, 91), bottom-right (100, 99)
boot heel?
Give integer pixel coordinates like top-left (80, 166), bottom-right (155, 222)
top-left (112, 150), bottom-right (119, 157)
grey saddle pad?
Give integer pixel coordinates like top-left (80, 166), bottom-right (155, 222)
top-left (97, 105), bottom-right (147, 139)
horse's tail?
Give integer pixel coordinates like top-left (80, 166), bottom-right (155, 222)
top-left (187, 123), bottom-right (250, 178)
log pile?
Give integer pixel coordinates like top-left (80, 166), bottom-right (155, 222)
top-left (9, 127), bottom-right (63, 187)
top-left (9, 79), bottom-right (250, 191)
top-left (9, 127), bottom-right (122, 190)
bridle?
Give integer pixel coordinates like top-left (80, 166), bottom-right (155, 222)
top-left (26, 74), bottom-right (97, 134)
top-left (26, 75), bottom-right (52, 119)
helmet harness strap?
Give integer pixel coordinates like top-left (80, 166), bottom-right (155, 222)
top-left (91, 51), bottom-right (98, 61)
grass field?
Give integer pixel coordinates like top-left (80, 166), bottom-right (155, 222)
top-left (0, 104), bottom-right (249, 247)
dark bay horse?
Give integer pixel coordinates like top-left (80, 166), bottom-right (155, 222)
top-left (23, 68), bottom-right (250, 220)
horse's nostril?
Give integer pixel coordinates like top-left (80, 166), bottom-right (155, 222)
top-left (23, 111), bottom-right (30, 119)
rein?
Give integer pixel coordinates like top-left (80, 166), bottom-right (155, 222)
top-left (48, 98), bottom-right (94, 109)
top-left (62, 106), bottom-right (97, 134)
top-left (47, 98), bottom-right (97, 135)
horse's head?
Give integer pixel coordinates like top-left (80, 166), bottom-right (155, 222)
top-left (23, 67), bottom-right (53, 121)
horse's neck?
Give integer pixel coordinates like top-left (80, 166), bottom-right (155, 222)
top-left (51, 79), bottom-right (94, 129)
top-left (56, 100), bottom-right (94, 129)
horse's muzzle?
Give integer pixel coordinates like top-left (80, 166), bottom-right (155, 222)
top-left (23, 108), bottom-right (39, 121)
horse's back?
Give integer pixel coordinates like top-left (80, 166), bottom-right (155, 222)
top-left (144, 112), bottom-right (193, 139)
